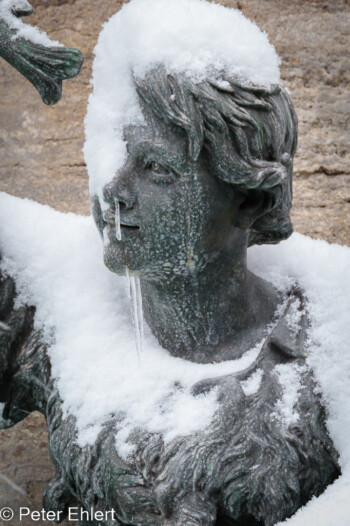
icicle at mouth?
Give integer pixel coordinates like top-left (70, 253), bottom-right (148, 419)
top-left (114, 198), bottom-right (122, 241)
top-left (102, 226), bottom-right (109, 246)
top-left (125, 267), bottom-right (144, 357)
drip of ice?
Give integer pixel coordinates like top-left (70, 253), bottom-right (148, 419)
top-left (114, 199), bottom-right (121, 241)
top-left (102, 226), bottom-right (109, 246)
top-left (125, 267), bottom-right (144, 356)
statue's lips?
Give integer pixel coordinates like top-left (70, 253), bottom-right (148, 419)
top-left (105, 222), bottom-right (140, 234)
top-left (120, 223), bottom-right (140, 230)
top-left (102, 210), bottom-right (140, 230)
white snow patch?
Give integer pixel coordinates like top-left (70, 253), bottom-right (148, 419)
top-left (285, 298), bottom-right (303, 336)
top-left (84, 0), bottom-right (281, 201)
top-left (1, 193), bottom-right (350, 523)
top-left (0, 0), bottom-right (62, 46)
top-left (247, 234), bottom-right (350, 525)
top-left (241, 369), bottom-right (264, 396)
top-left (277, 473), bottom-right (350, 526)
top-left (272, 363), bottom-right (304, 426)
top-left (0, 193), bottom-right (264, 453)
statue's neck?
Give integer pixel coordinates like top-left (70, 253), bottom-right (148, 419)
top-left (139, 251), bottom-right (279, 363)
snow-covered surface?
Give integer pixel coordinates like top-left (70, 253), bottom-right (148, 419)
top-left (0, 193), bottom-right (349, 523)
top-left (248, 235), bottom-right (350, 526)
top-left (0, 193), bottom-right (266, 450)
top-left (272, 364), bottom-right (304, 427)
top-left (241, 369), bottom-right (264, 396)
top-left (84, 0), bottom-right (281, 201)
top-left (0, 0), bottom-right (61, 46)
top-left (285, 297), bottom-right (303, 336)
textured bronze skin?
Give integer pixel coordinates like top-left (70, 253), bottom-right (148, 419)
top-left (0, 15), bottom-right (340, 525)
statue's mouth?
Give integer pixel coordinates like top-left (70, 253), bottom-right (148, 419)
top-left (120, 223), bottom-right (140, 230)
top-left (102, 209), bottom-right (140, 232)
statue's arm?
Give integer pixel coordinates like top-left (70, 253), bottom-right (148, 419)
top-left (0, 0), bottom-right (83, 105)
top-left (0, 0), bottom-right (82, 423)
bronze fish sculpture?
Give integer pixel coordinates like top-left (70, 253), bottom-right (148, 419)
top-left (0, 0), bottom-right (83, 104)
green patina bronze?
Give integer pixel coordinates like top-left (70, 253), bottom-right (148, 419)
top-left (0, 5), bottom-right (341, 525)
top-left (0, 1), bottom-right (82, 104)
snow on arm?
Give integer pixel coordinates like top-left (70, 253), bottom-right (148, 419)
top-left (0, 0), bottom-right (62, 46)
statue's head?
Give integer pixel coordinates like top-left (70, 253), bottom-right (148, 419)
top-left (90, 68), bottom-right (297, 279)
top-left (85, 0), bottom-right (298, 280)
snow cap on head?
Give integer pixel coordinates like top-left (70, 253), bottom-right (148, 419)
top-left (84, 0), bottom-right (281, 204)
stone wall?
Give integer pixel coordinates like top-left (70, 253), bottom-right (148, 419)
top-left (0, 1), bottom-right (349, 524)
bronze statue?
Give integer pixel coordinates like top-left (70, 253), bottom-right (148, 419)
top-left (0, 2), bottom-right (340, 525)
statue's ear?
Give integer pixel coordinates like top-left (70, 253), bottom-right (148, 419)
top-left (232, 188), bottom-right (276, 231)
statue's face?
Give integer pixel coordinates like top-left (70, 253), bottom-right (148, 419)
top-left (92, 110), bottom-right (245, 280)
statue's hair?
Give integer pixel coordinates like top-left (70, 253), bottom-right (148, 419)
top-left (135, 69), bottom-right (298, 246)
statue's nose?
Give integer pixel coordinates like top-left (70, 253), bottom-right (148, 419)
top-left (103, 172), bottom-right (136, 209)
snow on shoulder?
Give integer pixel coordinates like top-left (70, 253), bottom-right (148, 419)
top-left (84, 0), bottom-right (281, 200)
top-left (0, 193), bottom-right (350, 522)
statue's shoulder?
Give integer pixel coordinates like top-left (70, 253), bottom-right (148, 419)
top-left (0, 261), bottom-right (46, 428)
top-left (0, 263), bottom-right (36, 376)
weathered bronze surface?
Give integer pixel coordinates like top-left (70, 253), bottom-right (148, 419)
top-left (0, 0), bottom-right (82, 104)
top-left (0, 7), bottom-right (340, 526)
top-left (0, 271), bottom-right (340, 525)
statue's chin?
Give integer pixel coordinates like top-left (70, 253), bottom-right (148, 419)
top-left (103, 245), bottom-right (145, 277)
top-left (103, 246), bottom-right (127, 275)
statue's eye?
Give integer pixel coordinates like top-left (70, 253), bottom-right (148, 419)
top-left (149, 161), bottom-right (161, 172)
top-left (146, 161), bottom-right (176, 186)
